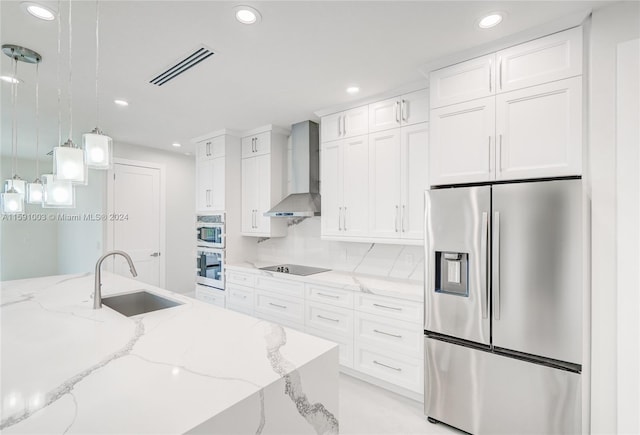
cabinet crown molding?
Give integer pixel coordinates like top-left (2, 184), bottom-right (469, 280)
top-left (241, 124), bottom-right (290, 138)
top-left (190, 128), bottom-right (242, 144)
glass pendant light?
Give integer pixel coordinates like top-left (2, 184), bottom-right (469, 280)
top-left (41, 174), bottom-right (75, 208)
top-left (83, 0), bottom-right (112, 170)
top-left (52, 0), bottom-right (87, 185)
top-left (27, 61), bottom-right (44, 204)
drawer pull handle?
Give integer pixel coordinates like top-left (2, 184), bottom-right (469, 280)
top-left (317, 292), bottom-right (340, 299)
top-left (269, 302), bottom-right (287, 309)
top-left (373, 303), bottom-right (402, 311)
top-left (373, 329), bottom-right (403, 339)
top-left (317, 315), bottom-right (339, 323)
top-left (373, 360), bottom-right (402, 372)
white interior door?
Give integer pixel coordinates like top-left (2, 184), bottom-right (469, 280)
top-left (110, 162), bottom-right (162, 287)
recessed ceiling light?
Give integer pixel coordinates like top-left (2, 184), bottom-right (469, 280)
top-left (234, 5), bottom-right (261, 25)
top-left (172, 142), bottom-right (182, 148)
top-left (346, 86), bottom-right (360, 95)
top-left (114, 99), bottom-right (129, 107)
top-left (478, 13), bottom-right (504, 29)
top-left (20, 2), bottom-right (56, 21)
top-left (0, 76), bottom-right (21, 84)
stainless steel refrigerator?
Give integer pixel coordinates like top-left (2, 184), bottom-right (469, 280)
top-left (424, 179), bottom-right (583, 434)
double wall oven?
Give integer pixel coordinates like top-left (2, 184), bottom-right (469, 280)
top-left (196, 213), bottom-right (225, 290)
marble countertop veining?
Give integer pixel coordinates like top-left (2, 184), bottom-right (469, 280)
top-left (225, 261), bottom-right (424, 303)
top-left (0, 273), bottom-right (338, 434)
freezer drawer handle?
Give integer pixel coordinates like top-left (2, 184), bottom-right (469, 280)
top-left (374, 329), bottom-right (402, 339)
top-left (269, 302), bottom-right (287, 309)
top-left (317, 315), bottom-right (340, 323)
top-left (373, 360), bottom-right (402, 372)
top-left (373, 303), bottom-right (402, 311)
top-left (493, 211), bottom-right (501, 320)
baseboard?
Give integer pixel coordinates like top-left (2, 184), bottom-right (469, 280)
top-left (339, 366), bottom-right (424, 403)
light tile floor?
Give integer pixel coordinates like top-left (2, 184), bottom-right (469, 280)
top-left (339, 374), bottom-right (464, 435)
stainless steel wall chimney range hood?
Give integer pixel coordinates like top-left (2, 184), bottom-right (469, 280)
top-left (265, 120), bottom-right (320, 217)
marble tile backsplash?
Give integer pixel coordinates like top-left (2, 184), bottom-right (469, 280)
top-left (247, 217), bottom-right (424, 281)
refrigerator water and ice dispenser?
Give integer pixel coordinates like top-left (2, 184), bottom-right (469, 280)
top-left (435, 251), bottom-right (469, 297)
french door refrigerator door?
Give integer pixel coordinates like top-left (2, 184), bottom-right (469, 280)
top-left (492, 179), bottom-right (583, 365)
top-left (424, 186), bottom-right (490, 346)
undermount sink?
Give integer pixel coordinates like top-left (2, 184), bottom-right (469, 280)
top-left (102, 290), bottom-right (183, 317)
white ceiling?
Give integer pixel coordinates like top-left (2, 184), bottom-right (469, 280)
top-left (1, 0), bottom-right (606, 161)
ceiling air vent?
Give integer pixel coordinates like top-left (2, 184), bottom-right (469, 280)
top-left (149, 45), bottom-right (214, 86)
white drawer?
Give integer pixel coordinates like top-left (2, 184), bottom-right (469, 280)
top-left (356, 293), bottom-right (422, 324)
top-left (227, 283), bottom-right (254, 309)
top-left (255, 276), bottom-right (304, 298)
top-left (256, 311), bottom-right (304, 332)
top-left (226, 270), bottom-right (256, 287)
top-left (355, 311), bottom-right (423, 359)
top-left (227, 303), bottom-right (254, 317)
top-left (255, 289), bottom-right (304, 325)
top-left (354, 343), bottom-right (423, 394)
top-left (306, 326), bottom-right (354, 368)
top-left (305, 283), bottom-right (354, 309)
top-left (305, 301), bottom-right (354, 337)
top-left (195, 285), bottom-right (226, 308)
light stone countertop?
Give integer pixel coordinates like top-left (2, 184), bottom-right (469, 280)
top-left (0, 272), bottom-right (338, 434)
top-left (226, 261), bottom-right (424, 303)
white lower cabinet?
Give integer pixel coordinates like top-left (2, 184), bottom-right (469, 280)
top-left (224, 269), bottom-right (423, 398)
top-left (354, 344), bottom-right (423, 394)
top-left (195, 284), bottom-right (226, 308)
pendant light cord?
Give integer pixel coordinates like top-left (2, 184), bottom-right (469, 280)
top-left (57, 0), bottom-right (62, 146)
top-left (67, 0), bottom-right (73, 142)
top-left (35, 62), bottom-right (40, 178)
top-left (95, 0), bottom-right (100, 127)
top-left (10, 57), bottom-right (18, 179)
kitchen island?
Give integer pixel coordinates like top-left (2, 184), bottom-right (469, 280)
top-left (0, 273), bottom-right (339, 434)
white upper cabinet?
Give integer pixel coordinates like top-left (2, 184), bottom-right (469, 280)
top-left (430, 97), bottom-right (496, 186)
top-left (241, 131), bottom-right (271, 158)
top-left (369, 89), bottom-right (429, 133)
top-left (496, 77), bottom-right (582, 180)
top-left (400, 122), bottom-right (429, 240)
top-left (240, 127), bottom-right (288, 237)
top-left (428, 27), bottom-right (583, 186)
top-left (196, 135), bottom-right (225, 161)
top-left (496, 27), bottom-right (582, 93)
top-left (195, 133), bottom-right (240, 212)
top-left (430, 53), bottom-right (496, 109)
top-left (368, 129), bottom-right (402, 238)
top-left (320, 140), bottom-right (342, 237)
top-left (321, 106), bottom-right (368, 142)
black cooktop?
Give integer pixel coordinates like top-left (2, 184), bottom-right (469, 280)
top-left (259, 264), bottom-right (331, 276)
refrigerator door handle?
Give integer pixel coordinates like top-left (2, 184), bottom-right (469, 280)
top-left (481, 211), bottom-right (489, 319)
top-left (493, 211), bottom-right (501, 320)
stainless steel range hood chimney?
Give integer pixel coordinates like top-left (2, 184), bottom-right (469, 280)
top-left (265, 120), bottom-right (320, 217)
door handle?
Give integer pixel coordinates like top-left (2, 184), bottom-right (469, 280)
top-left (395, 205), bottom-right (399, 232)
top-left (343, 206), bottom-right (347, 231)
top-left (480, 211), bottom-right (489, 319)
top-left (401, 99), bottom-right (407, 121)
top-left (341, 115), bottom-right (346, 136)
top-left (395, 101), bottom-right (400, 123)
top-left (499, 56), bottom-right (503, 90)
top-left (337, 116), bottom-right (342, 137)
top-left (206, 189), bottom-right (211, 207)
top-left (150, 252), bottom-right (160, 257)
top-left (317, 315), bottom-right (339, 323)
top-left (374, 329), bottom-right (403, 339)
top-left (493, 211), bottom-right (501, 320)
top-left (402, 205), bottom-right (406, 232)
top-left (206, 141), bottom-right (211, 156)
top-left (338, 207), bottom-right (343, 231)
top-left (489, 59), bottom-right (492, 92)
top-left (498, 134), bottom-right (503, 173)
top-left (373, 360), bottom-right (402, 372)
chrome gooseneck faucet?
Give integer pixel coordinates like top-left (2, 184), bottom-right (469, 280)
top-left (94, 250), bottom-right (138, 309)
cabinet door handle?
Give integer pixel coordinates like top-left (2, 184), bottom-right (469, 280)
top-left (488, 136), bottom-right (492, 172)
top-left (395, 101), bottom-right (401, 123)
top-left (206, 142), bottom-right (211, 156)
top-left (498, 134), bottom-right (503, 173)
top-left (269, 302), bottom-right (287, 309)
top-left (373, 303), bottom-right (402, 311)
top-left (341, 115), bottom-right (346, 136)
top-left (395, 205), bottom-right (399, 232)
top-left (488, 59), bottom-right (492, 92)
top-left (338, 207), bottom-right (342, 231)
top-left (206, 189), bottom-right (211, 207)
top-left (499, 57), bottom-right (503, 90)
top-left (337, 116), bottom-right (342, 137)
top-left (150, 252), bottom-right (161, 257)
top-left (374, 329), bottom-right (402, 339)
top-left (343, 207), bottom-right (347, 231)
top-left (373, 360), bottom-right (402, 372)
top-left (402, 205), bottom-right (406, 232)
top-left (401, 99), bottom-right (407, 121)
top-left (317, 292), bottom-right (340, 299)
top-left (318, 314), bottom-right (339, 323)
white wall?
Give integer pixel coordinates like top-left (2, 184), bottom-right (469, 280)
top-left (247, 217), bottom-right (423, 281)
top-left (589, 2), bottom-right (640, 433)
top-left (0, 156), bottom-right (59, 280)
top-left (113, 142), bottom-right (195, 294)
